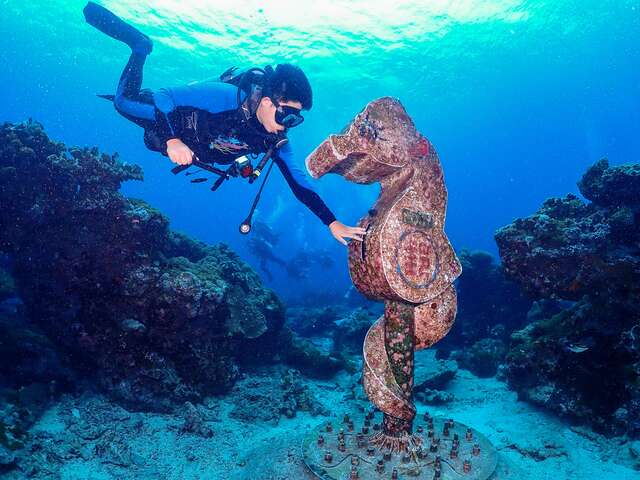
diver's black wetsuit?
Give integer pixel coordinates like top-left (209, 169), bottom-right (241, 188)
top-left (84, 2), bottom-right (336, 226)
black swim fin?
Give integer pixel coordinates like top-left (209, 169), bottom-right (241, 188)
top-left (96, 94), bottom-right (115, 101)
top-left (83, 2), bottom-right (153, 55)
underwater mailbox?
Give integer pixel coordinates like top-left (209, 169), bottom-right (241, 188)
top-left (303, 97), bottom-right (497, 479)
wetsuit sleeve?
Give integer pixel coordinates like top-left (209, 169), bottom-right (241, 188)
top-left (275, 141), bottom-right (337, 226)
top-left (152, 81), bottom-right (238, 142)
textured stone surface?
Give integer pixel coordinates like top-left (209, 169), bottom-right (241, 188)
top-left (577, 158), bottom-right (640, 207)
top-left (414, 359), bottom-right (458, 392)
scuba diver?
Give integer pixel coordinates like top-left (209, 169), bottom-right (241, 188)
top-left (286, 251), bottom-right (313, 280)
top-left (246, 221), bottom-right (287, 280)
top-left (246, 238), bottom-right (287, 281)
top-left (285, 248), bottom-right (335, 279)
top-left (82, 2), bottom-right (366, 245)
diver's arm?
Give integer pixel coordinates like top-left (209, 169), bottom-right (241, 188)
top-left (276, 142), bottom-right (367, 244)
top-left (274, 142), bottom-right (337, 226)
top-left (275, 147), bottom-right (366, 244)
top-left (152, 81), bottom-right (238, 144)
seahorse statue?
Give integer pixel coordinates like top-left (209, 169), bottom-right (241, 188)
top-left (306, 97), bottom-right (462, 452)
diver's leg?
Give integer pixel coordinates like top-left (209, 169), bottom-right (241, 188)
top-left (84, 3), bottom-right (156, 128)
top-left (83, 2), bottom-right (153, 55)
top-left (112, 52), bottom-right (155, 126)
top-left (114, 51), bottom-right (152, 111)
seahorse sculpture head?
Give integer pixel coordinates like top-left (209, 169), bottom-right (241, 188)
top-left (306, 96), bottom-right (426, 183)
top-left (306, 96), bottom-right (461, 310)
top-left (306, 98), bottom-right (462, 446)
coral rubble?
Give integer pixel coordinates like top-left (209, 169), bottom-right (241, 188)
top-left (228, 368), bottom-right (328, 425)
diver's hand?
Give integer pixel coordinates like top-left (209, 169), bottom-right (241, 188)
top-left (166, 138), bottom-right (194, 165)
top-left (329, 220), bottom-right (367, 246)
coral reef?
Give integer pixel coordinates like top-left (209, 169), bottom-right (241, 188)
top-left (0, 297), bottom-right (75, 470)
top-left (286, 305), bottom-right (341, 337)
top-left (228, 368), bottom-right (329, 425)
top-left (2, 392), bottom-right (175, 478)
top-left (496, 159), bottom-right (640, 301)
top-left (495, 159), bottom-right (640, 437)
top-left (437, 249), bottom-right (531, 376)
top-left (451, 338), bottom-right (508, 378)
top-left (0, 305), bottom-right (73, 389)
top-left (332, 308), bottom-right (378, 354)
top-left (287, 305), bottom-right (383, 351)
top-left (0, 120), bottom-right (287, 411)
top-left (284, 306), bottom-right (378, 375)
top-left (447, 249), bottom-right (531, 347)
top-left (413, 358), bottom-right (457, 405)
top-left (2, 364), bottom-right (637, 479)
top-left (278, 327), bottom-right (349, 378)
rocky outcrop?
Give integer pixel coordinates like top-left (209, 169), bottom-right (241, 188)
top-left (437, 249), bottom-right (531, 374)
top-left (278, 327), bottom-right (349, 378)
top-left (495, 159), bottom-right (640, 437)
top-left (286, 305), bottom-right (341, 337)
top-left (228, 368), bottom-right (329, 424)
top-left (496, 159), bottom-right (640, 301)
top-left (332, 308), bottom-right (378, 354)
top-left (0, 120), bottom-right (286, 411)
top-left (451, 338), bottom-right (508, 378)
top-left (413, 358), bottom-right (457, 405)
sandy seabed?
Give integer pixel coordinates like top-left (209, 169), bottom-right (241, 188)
top-left (9, 350), bottom-right (638, 480)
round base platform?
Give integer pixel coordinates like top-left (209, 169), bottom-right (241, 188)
top-left (302, 411), bottom-right (497, 480)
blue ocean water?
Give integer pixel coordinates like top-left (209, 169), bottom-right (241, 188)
top-left (2, 0), bottom-right (639, 300)
top-left (2, 3), bottom-right (640, 479)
